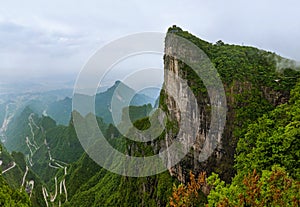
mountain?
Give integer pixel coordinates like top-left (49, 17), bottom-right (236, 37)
top-left (2, 102), bottom-right (159, 206)
top-left (0, 81), bottom-right (155, 145)
top-left (160, 26), bottom-right (300, 183)
top-left (4, 108), bottom-right (85, 180)
top-left (94, 80), bottom-right (155, 124)
top-left (1, 26), bottom-right (300, 207)
top-left (61, 111), bottom-right (175, 207)
top-left (46, 97), bottom-right (72, 126)
top-left (0, 111), bottom-right (85, 206)
top-left (47, 80), bottom-right (156, 125)
top-left (0, 88), bottom-right (73, 143)
top-left (59, 26), bottom-right (300, 206)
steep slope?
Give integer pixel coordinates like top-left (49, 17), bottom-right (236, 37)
top-left (206, 81), bottom-right (300, 206)
top-left (61, 104), bottom-right (175, 207)
top-left (235, 81), bottom-right (300, 179)
top-left (0, 173), bottom-right (32, 207)
top-left (2, 105), bottom-right (122, 206)
top-left (5, 110), bottom-right (84, 174)
top-left (47, 97), bottom-right (72, 126)
top-left (64, 168), bottom-right (175, 207)
top-left (0, 143), bottom-right (45, 207)
top-left (5, 107), bottom-right (39, 153)
top-left (2, 108), bottom-right (87, 206)
top-left (161, 26), bottom-right (300, 183)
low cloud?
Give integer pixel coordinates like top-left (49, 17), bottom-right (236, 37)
top-left (0, 19), bottom-right (101, 81)
top-left (0, 0), bottom-right (300, 85)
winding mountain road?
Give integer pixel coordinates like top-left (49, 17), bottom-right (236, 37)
top-left (21, 166), bottom-right (29, 187)
top-left (2, 162), bottom-right (16, 174)
top-left (42, 135), bottom-right (69, 206)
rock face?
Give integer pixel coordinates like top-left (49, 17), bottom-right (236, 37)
top-left (161, 28), bottom-right (293, 183)
top-left (162, 33), bottom-right (227, 183)
top-left (163, 58), bottom-right (207, 183)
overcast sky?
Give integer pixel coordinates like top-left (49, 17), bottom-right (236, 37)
top-left (0, 0), bottom-right (299, 87)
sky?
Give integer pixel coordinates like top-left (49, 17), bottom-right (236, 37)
top-left (0, 0), bottom-right (299, 90)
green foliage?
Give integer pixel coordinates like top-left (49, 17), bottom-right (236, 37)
top-left (133, 117), bottom-right (151, 130)
top-left (207, 166), bottom-right (300, 207)
top-left (165, 26), bottom-right (300, 183)
top-left (206, 82), bottom-right (300, 206)
top-left (63, 107), bottom-right (174, 206)
top-left (1, 143), bottom-right (46, 207)
top-left (65, 153), bottom-right (102, 199)
top-left (206, 172), bottom-right (233, 206)
top-left (5, 107), bottom-right (36, 153)
top-left (236, 81), bottom-right (300, 179)
top-left (1, 146), bottom-right (24, 189)
top-left (0, 175), bottom-right (32, 207)
top-left (65, 168), bottom-right (175, 207)
top-left (127, 104), bottom-right (153, 123)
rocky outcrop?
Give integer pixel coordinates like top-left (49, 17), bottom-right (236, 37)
top-left (161, 28), bottom-right (292, 183)
top-left (162, 33), bottom-right (226, 183)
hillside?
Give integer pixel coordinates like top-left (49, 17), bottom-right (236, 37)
top-left (161, 26), bottom-right (300, 183)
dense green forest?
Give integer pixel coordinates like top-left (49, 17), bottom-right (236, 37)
top-left (0, 145), bottom-right (31, 206)
top-left (0, 26), bottom-right (299, 206)
top-left (0, 174), bottom-right (32, 207)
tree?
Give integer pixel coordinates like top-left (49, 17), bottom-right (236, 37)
top-left (0, 175), bottom-right (32, 207)
top-left (206, 166), bottom-right (300, 207)
top-left (170, 171), bottom-right (207, 207)
top-left (215, 40), bottom-right (225, 46)
top-left (236, 81), bottom-right (300, 179)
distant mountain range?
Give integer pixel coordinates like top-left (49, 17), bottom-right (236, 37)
top-left (52, 80), bottom-right (157, 125)
top-left (0, 80), bottom-right (159, 143)
top-left (0, 88), bottom-right (73, 142)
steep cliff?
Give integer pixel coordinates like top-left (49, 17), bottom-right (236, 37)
top-left (161, 26), bottom-right (300, 183)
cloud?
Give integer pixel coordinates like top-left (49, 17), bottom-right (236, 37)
top-left (0, 0), bottom-right (300, 85)
top-left (0, 19), bottom-right (101, 80)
